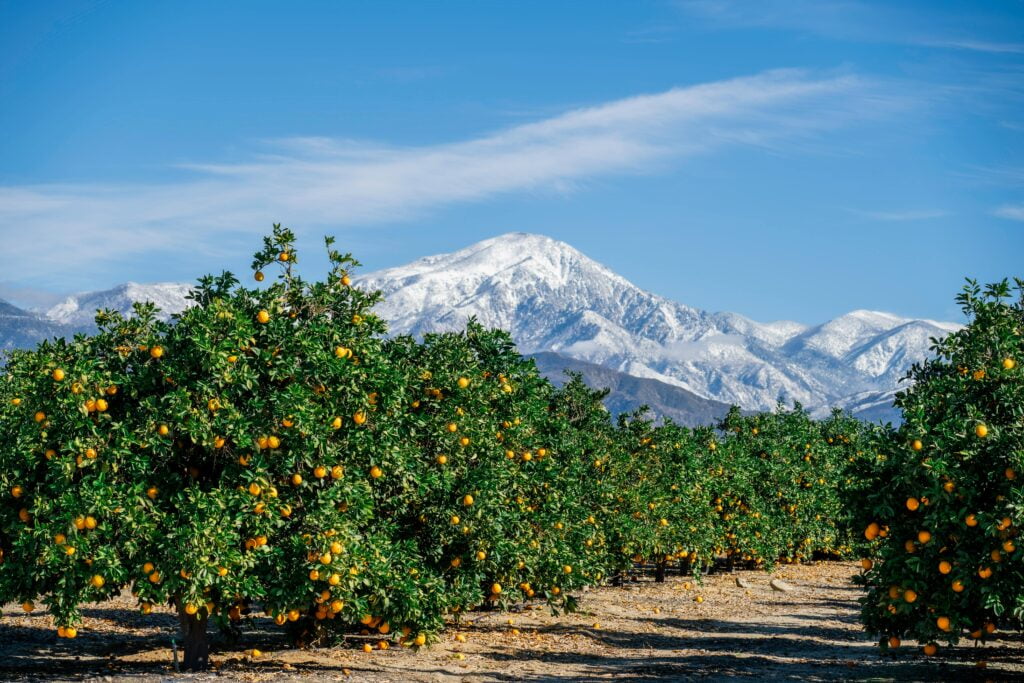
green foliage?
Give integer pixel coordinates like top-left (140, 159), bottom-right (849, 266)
top-left (856, 278), bottom-right (1023, 653)
top-left (0, 225), bottom-right (883, 662)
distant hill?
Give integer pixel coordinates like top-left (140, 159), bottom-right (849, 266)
top-left (530, 351), bottom-right (736, 426)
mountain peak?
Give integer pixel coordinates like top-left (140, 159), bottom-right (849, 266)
top-left (47, 281), bottom-right (193, 327)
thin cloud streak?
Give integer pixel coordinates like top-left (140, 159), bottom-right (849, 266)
top-left (0, 69), bottom-right (887, 282)
top-left (994, 204), bottom-right (1024, 221)
top-left (852, 209), bottom-right (949, 221)
top-left (676, 0), bottom-right (1024, 55)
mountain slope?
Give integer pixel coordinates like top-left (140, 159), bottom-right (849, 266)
top-left (0, 300), bottom-right (76, 352)
top-left (358, 232), bottom-right (958, 418)
top-left (47, 282), bottom-right (193, 328)
top-left (530, 351), bottom-right (737, 426)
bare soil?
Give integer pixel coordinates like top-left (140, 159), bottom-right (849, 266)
top-left (2, 562), bottom-right (1021, 681)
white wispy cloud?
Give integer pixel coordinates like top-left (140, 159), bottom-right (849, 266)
top-left (0, 69), bottom-right (888, 281)
top-left (994, 204), bottom-right (1024, 221)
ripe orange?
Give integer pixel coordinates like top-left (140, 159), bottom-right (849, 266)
top-left (254, 271), bottom-right (265, 281)
top-left (911, 439), bottom-right (922, 451)
top-left (64, 626), bottom-right (77, 638)
top-left (291, 474), bottom-right (303, 486)
top-left (369, 466), bottom-right (383, 479)
top-left (938, 560), bottom-right (952, 574)
top-left (463, 494), bottom-right (474, 506)
top-left (90, 574), bottom-right (105, 588)
top-left (147, 486), bottom-right (158, 499)
top-left (965, 514), bottom-right (978, 527)
top-left (923, 643), bottom-right (938, 656)
top-left (278, 251), bottom-right (290, 261)
top-left (951, 580), bottom-right (964, 592)
top-left (888, 636), bottom-right (900, 648)
top-left (1004, 358), bottom-right (1016, 370)
top-left (903, 589), bottom-right (917, 603)
top-left (256, 310), bottom-right (270, 324)
top-left (149, 346), bottom-right (164, 359)
top-left (864, 522), bottom-right (880, 540)
top-left (860, 558), bottom-right (873, 570)
top-left (906, 497), bottom-right (920, 511)
top-left (917, 530), bottom-right (931, 544)
top-left (52, 368), bottom-right (65, 381)
top-left (975, 423), bottom-right (988, 438)
top-left (937, 616), bottom-right (951, 631)
top-left (353, 411), bottom-right (367, 425)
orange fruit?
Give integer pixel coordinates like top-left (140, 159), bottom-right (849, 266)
top-left (52, 368), bottom-right (65, 381)
top-left (254, 271), bottom-right (265, 281)
top-left (911, 439), bottom-right (923, 451)
top-left (917, 530), bottom-right (931, 544)
top-left (888, 636), bottom-right (900, 648)
top-left (903, 589), bottom-right (917, 603)
top-left (906, 497), bottom-right (920, 511)
top-left (975, 423), bottom-right (988, 438)
top-left (864, 522), bottom-right (880, 540)
top-left (861, 558), bottom-right (873, 570)
top-left (951, 580), bottom-right (964, 592)
top-left (369, 466), bottom-right (383, 479)
top-left (149, 346), bottom-right (164, 359)
top-left (965, 514), bottom-right (978, 527)
top-left (938, 560), bottom-right (952, 574)
top-left (923, 643), bottom-right (937, 656)
top-left (256, 310), bottom-right (270, 324)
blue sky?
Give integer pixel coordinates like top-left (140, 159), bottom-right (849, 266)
top-left (0, 0), bottom-right (1022, 323)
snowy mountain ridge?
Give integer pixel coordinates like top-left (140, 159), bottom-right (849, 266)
top-left (1, 232), bottom-right (959, 422)
top-left (357, 233), bottom-right (960, 420)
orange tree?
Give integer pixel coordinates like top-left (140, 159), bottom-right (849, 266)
top-left (712, 405), bottom-right (872, 567)
top-left (856, 278), bottom-right (1023, 655)
top-left (0, 226), bottom-right (445, 668)
top-left (374, 327), bottom-right (612, 619)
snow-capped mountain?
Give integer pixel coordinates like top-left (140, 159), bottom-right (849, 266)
top-left (357, 233), bottom-right (960, 421)
top-left (47, 282), bottom-right (193, 328)
top-left (1, 232), bottom-right (959, 423)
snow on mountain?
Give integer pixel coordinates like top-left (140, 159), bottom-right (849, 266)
top-left (0, 300), bottom-right (75, 351)
top-left (358, 232), bottom-right (959, 417)
top-left (1, 232), bottom-right (957, 422)
top-left (46, 282), bottom-right (194, 328)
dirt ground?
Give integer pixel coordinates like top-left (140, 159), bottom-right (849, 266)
top-left (1, 562), bottom-right (1021, 682)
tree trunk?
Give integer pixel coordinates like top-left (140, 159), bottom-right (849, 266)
top-left (654, 558), bottom-right (667, 583)
top-left (177, 605), bottom-right (210, 671)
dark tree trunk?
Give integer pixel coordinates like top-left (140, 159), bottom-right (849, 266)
top-left (654, 558), bottom-right (667, 583)
top-left (177, 605), bottom-right (210, 671)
